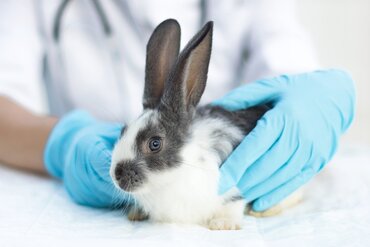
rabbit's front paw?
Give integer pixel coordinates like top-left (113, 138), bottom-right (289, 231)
top-left (127, 207), bottom-right (149, 221)
top-left (207, 218), bottom-right (241, 230)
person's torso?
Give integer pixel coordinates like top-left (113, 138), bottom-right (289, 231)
top-left (38, 0), bottom-right (253, 122)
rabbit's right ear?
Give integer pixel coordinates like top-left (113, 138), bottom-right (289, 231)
top-left (143, 19), bottom-right (181, 109)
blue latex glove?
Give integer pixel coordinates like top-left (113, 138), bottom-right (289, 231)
top-left (44, 110), bottom-right (131, 207)
top-left (214, 69), bottom-right (355, 211)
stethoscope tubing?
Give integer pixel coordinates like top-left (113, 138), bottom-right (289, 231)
top-left (53, 0), bottom-right (113, 42)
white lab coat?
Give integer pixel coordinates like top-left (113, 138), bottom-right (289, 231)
top-left (0, 0), bottom-right (318, 122)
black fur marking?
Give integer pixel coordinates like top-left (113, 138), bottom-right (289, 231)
top-left (197, 105), bottom-right (269, 136)
top-left (196, 104), bottom-right (269, 167)
top-left (133, 112), bottom-right (187, 172)
top-left (222, 193), bottom-right (244, 205)
top-left (229, 195), bottom-right (244, 202)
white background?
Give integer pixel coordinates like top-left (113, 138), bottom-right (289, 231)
top-left (297, 0), bottom-right (370, 146)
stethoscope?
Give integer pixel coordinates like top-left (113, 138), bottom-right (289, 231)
top-left (53, 0), bottom-right (113, 42)
top-left (52, 0), bottom-right (209, 42)
top-left (53, 0), bottom-right (208, 42)
top-left (48, 0), bottom-right (130, 117)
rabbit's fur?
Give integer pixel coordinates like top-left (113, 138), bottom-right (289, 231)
top-left (110, 19), bottom-right (300, 230)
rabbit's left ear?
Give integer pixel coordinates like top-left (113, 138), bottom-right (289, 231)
top-left (143, 19), bottom-right (181, 109)
top-left (161, 21), bottom-right (213, 114)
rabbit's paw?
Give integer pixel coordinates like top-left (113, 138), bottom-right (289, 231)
top-left (207, 217), bottom-right (241, 230)
top-left (127, 207), bottom-right (149, 221)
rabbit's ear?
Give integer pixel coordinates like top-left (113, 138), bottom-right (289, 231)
top-left (143, 19), bottom-right (181, 109)
top-left (162, 21), bottom-right (213, 114)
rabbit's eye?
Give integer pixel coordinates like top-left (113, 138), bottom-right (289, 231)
top-left (148, 137), bottom-right (162, 152)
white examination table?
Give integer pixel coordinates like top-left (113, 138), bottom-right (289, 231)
top-left (1, 146), bottom-right (369, 247)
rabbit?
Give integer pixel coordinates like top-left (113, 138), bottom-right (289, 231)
top-left (110, 19), bottom-right (302, 230)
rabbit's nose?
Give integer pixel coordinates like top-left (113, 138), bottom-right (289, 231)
top-left (114, 161), bottom-right (144, 192)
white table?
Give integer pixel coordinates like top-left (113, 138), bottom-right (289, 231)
top-left (1, 146), bottom-right (369, 247)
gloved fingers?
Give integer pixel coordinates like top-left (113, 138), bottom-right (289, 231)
top-left (86, 144), bottom-right (134, 208)
top-left (212, 79), bottom-right (281, 111)
top-left (86, 136), bottom-right (133, 207)
top-left (85, 140), bottom-right (113, 181)
top-left (237, 133), bottom-right (298, 193)
top-left (251, 167), bottom-right (315, 212)
top-left (241, 146), bottom-right (307, 204)
top-left (95, 123), bottom-right (123, 146)
top-left (331, 70), bottom-right (356, 131)
top-left (64, 150), bottom-right (114, 208)
top-left (218, 110), bottom-right (284, 194)
top-left (69, 150), bottom-right (124, 207)
top-left (43, 110), bottom-right (98, 178)
top-left (70, 129), bottom-right (125, 203)
top-left (68, 133), bottom-right (111, 182)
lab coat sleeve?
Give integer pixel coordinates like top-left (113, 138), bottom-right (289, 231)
top-left (241, 0), bottom-right (319, 83)
top-left (0, 1), bottom-right (45, 114)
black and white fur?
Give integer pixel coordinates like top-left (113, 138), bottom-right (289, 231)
top-left (110, 19), bottom-right (269, 230)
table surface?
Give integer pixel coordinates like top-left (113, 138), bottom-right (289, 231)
top-left (1, 146), bottom-right (369, 247)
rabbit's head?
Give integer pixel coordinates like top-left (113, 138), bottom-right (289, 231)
top-left (110, 19), bottom-right (213, 193)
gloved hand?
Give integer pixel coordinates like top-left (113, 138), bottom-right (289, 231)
top-left (214, 69), bottom-right (355, 211)
top-left (44, 110), bottom-right (131, 207)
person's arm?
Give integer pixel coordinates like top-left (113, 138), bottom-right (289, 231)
top-left (0, 96), bottom-right (57, 173)
top-left (0, 2), bottom-right (129, 207)
top-left (0, 1), bottom-right (52, 173)
top-left (0, 95), bottom-right (131, 207)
